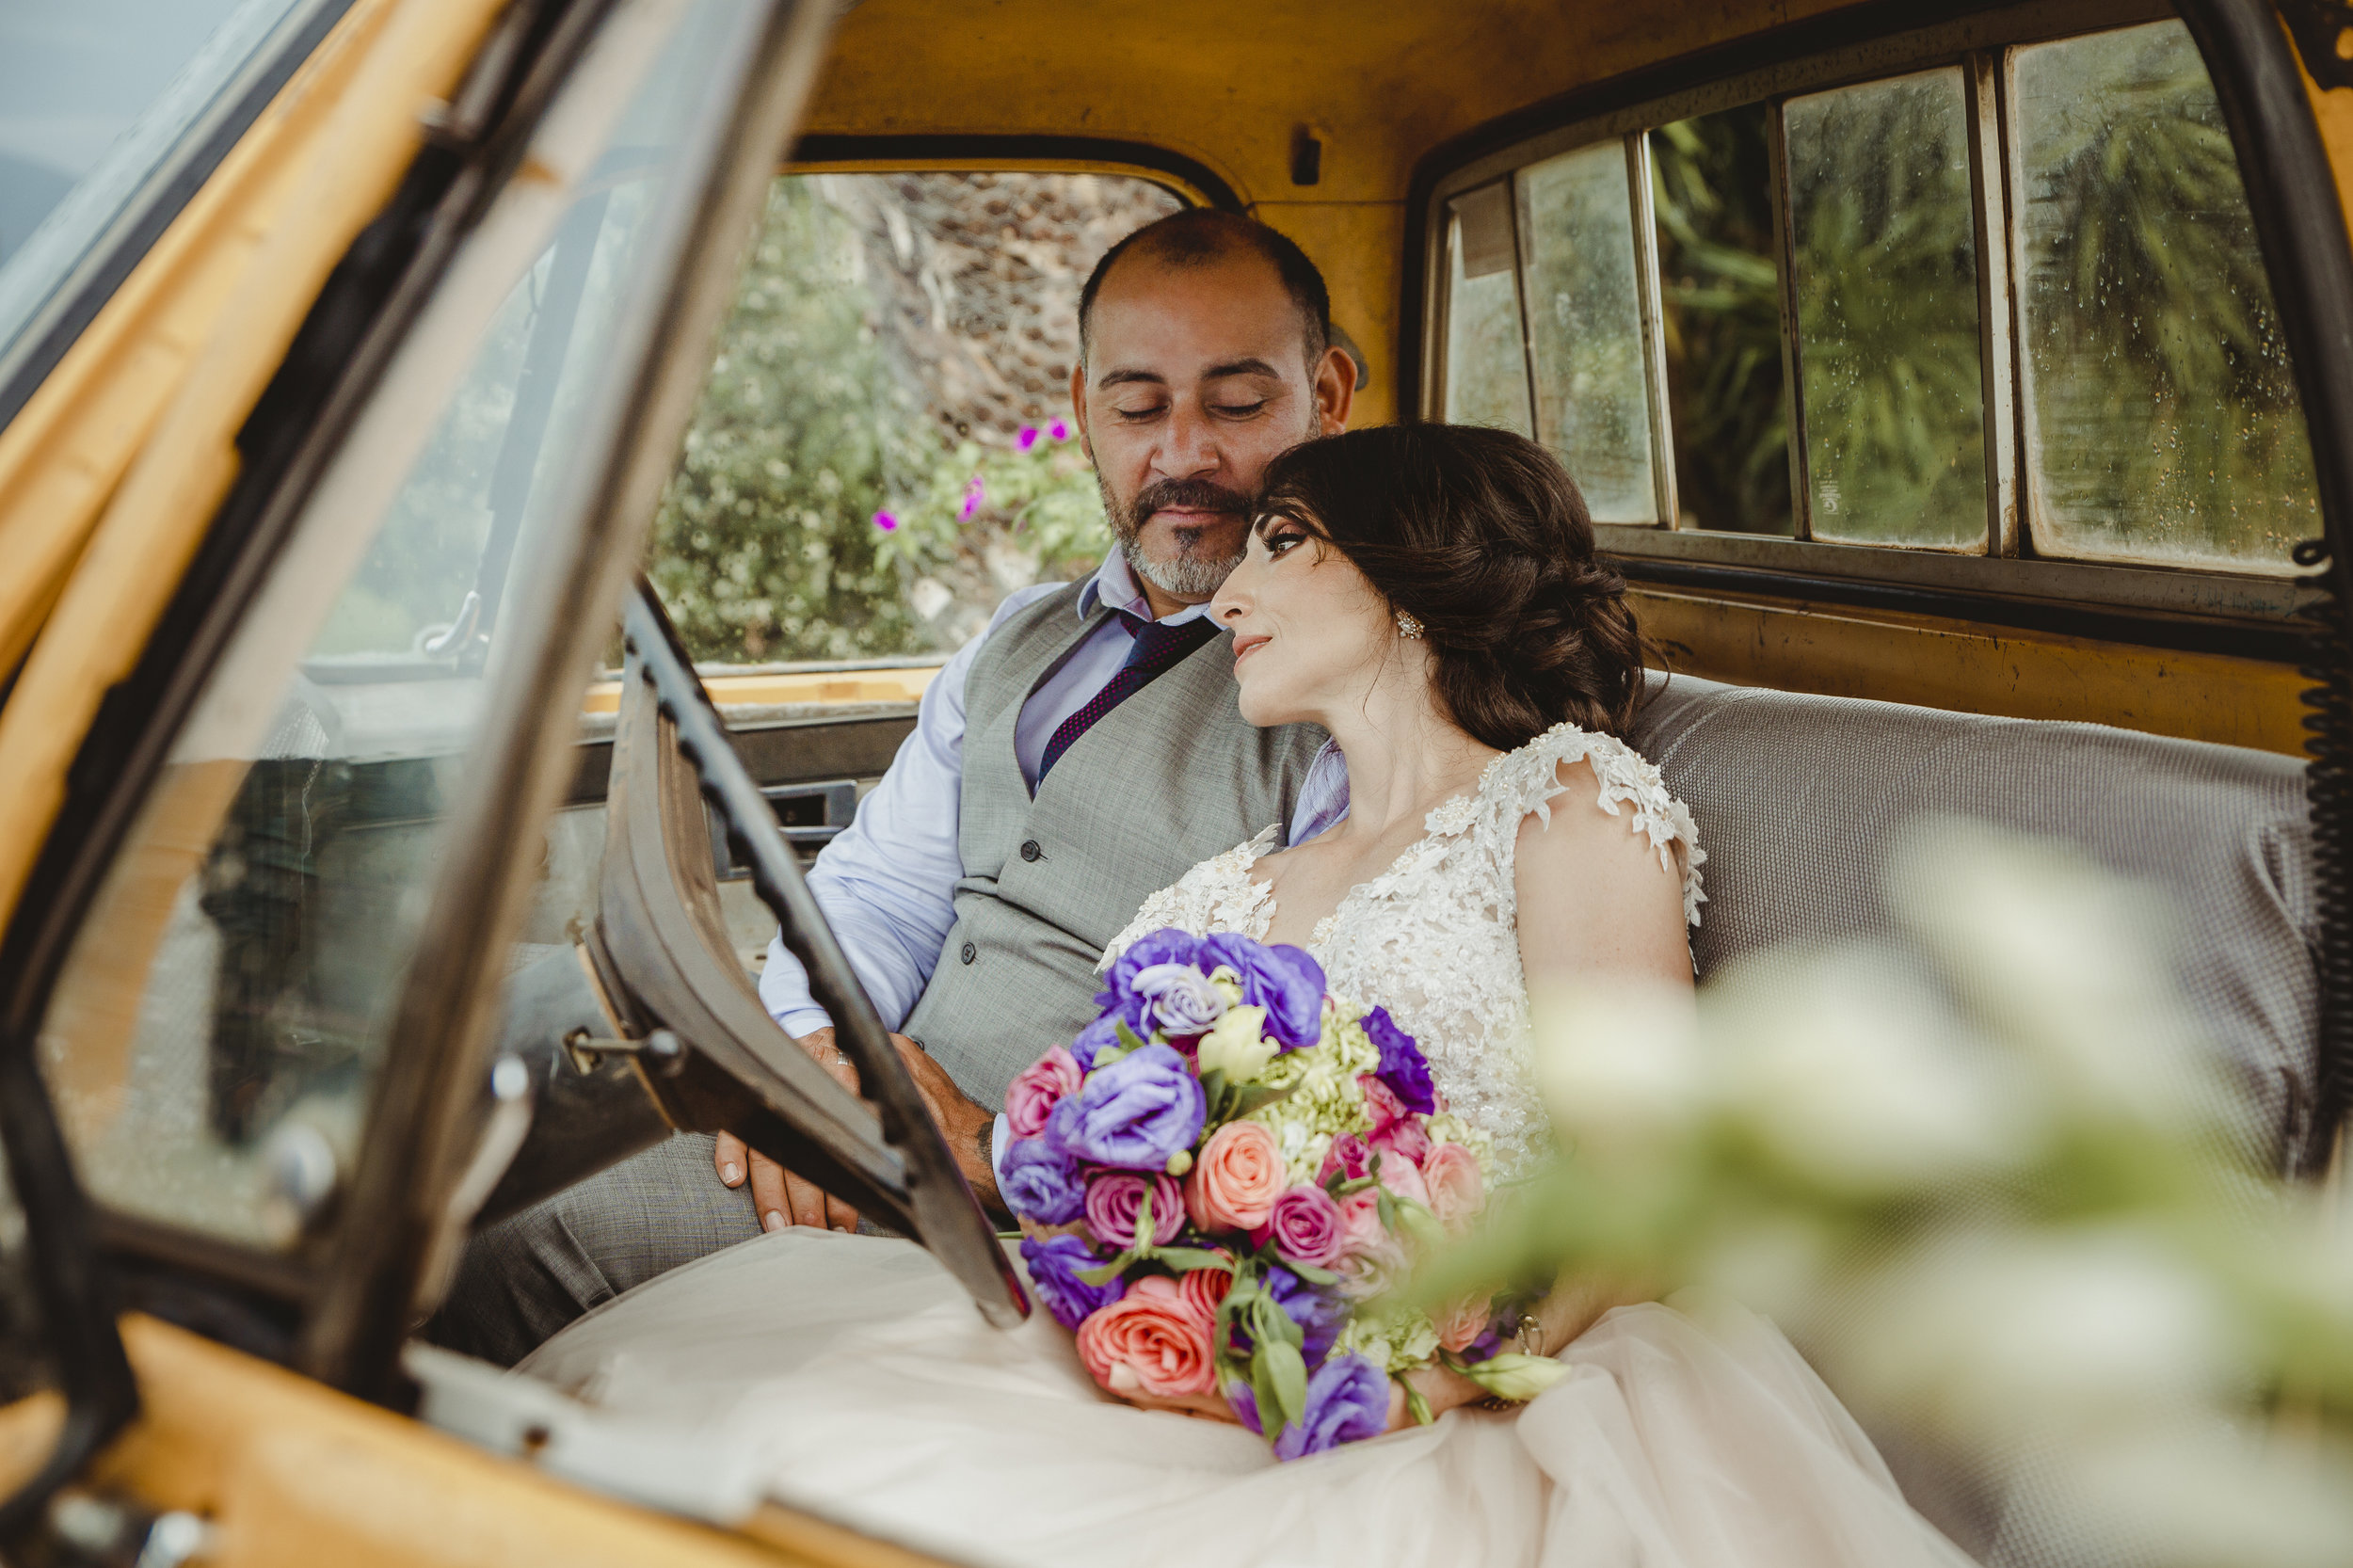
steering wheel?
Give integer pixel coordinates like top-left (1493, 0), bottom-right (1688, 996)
top-left (475, 580), bottom-right (1026, 1327)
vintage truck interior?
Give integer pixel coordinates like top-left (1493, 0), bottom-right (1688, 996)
top-left (0, 0), bottom-right (2346, 1563)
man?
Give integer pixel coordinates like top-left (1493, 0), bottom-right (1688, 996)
top-left (435, 209), bottom-right (1356, 1363)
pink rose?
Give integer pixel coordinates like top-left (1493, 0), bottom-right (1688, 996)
top-left (1357, 1073), bottom-right (1409, 1129)
top-left (1004, 1047), bottom-right (1082, 1139)
top-left (1421, 1143), bottom-right (1485, 1234)
top-left (1254, 1183), bottom-right (1345, 1269)
top-left (1076, 1276), bottom-right (1218, 1398)
top-left (1186, 1120), bottom-right (1285, 1232)
top-left (1317, 1131), bottom-right (1373, 1186)
top-left (1377, 1148), bottom-right (1431, 1208)
top-left (1432, 1294), bottom-right (1491, 1353)
top-left (1084, 1170), bottom-right (1185, 1250)
top-left (1333, 1190), bottom-right (1407, 1298)
top-left (1369, 1113), bottom-right (1432, 1169)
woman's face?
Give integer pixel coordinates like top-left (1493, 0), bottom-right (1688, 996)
top-left (1209, 509), bottom-right (1398, 728)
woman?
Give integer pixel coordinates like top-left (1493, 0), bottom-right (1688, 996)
top-left (521, 426), bottom-right (1974, 1568)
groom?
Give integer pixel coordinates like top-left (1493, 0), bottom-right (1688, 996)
top-left (434, 208), bottom-right (1357, 1363)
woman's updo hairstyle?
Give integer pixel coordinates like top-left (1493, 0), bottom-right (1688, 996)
top-left (1253, 424), bottom-right (1647, 748)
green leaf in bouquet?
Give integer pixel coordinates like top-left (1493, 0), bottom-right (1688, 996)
top-left (1280, 1258), bottom-right (1340, 1287)
top-left (1133, 1188), bottom-right (1156, 1252)
top-left (1390, 1195), bottom-right (1448, 1252)
top-left (1114, 1019), bottom-right (1148, 1053)
top-left (1375, 1187), bottom-right (1400, 1233)
top-left (1403, 1378), bottom-right (1434, 1427)
top-left (1076, 1251), bottom-right (1139, 1287)
top-left (1154, 1247), bottom-right (1232, 1272)
top-left (1257, 1338), bottom-right (1309, 1432)
top-left (1226, 1082), bottom-right (1295, 1119)
top-left (1249, 1292), bottom-right (1304, 1351)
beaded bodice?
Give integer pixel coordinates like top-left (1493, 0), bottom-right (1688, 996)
top-left (1101, 724), bottom-right (1705, 1181)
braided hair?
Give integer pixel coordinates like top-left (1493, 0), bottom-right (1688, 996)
top-left (1252, 424), bottom-right (1648, 747)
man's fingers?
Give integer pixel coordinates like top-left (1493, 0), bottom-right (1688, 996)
top-left (713, 1130), bottom-right (747, 1187)
top-left (749, 1151), bottom-right (790, 1233)
top-left (783, 1168), bottom-right (830, 1230)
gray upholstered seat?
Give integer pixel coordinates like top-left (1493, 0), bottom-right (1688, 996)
top-left (1626, 673), bottom-right (2320, 1567)
top-left (1628, 671), bottom-right (2321, 1170)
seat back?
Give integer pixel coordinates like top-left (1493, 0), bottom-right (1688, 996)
top-left (1628, 671), bottom-right (2321, 1168)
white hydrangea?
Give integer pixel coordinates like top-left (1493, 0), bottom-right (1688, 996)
top-left (1335, 1303), bottom-right (1440, 1374)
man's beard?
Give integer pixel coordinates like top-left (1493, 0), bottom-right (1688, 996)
top-left (1099, 472), bottom-right (1250, 600)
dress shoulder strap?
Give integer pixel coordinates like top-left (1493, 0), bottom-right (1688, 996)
top-left (1475, 723), bottom-right (1707, 928)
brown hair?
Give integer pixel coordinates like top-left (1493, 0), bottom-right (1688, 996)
top-left (1253, 424), bottom-right (1647, 746)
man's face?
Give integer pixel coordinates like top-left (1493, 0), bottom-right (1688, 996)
top-left (1072, 250), bottom-right (1355, 604)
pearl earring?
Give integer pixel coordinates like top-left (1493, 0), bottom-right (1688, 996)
top-left (1395, 610), bottom-right (1424, 640)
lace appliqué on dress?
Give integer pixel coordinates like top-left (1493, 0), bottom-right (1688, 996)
top-left (1099, 727), bottom-right (1704, 1184)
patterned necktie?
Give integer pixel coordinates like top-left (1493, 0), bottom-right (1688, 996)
top-left (1037, 616), bottom-right (1223, 782)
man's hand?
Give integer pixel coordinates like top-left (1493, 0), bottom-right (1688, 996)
top-left (890, 1035), bottom-right (1003, 1216)
top-left (713, 1027), bottom-right (870, 1234)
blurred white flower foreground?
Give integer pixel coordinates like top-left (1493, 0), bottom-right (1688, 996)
top-left (1509, 821), bottom-right (2353, 1567)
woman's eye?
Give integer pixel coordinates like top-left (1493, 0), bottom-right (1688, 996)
top-left (1265, 532), bottom-right (1306, 556)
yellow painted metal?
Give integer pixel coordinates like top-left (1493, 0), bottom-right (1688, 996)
top-left (0, 0), bottom-right (388, 693)
top-left (586, 663), bottom-right (942, 715)
top-left (0, 1315), bottom-right (921, 1568)
top-left (1633, 586), bottom-right (2313, 756)
top-left (0, 0), bottom-right (510, 938)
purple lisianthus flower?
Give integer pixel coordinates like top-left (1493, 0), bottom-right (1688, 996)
top-left (1264, 1262), bottom-right (1347, 1366)
top-left (999, 1136), bottom-right (1086, 1225)
top-left (1131, 962), bottom-right (1227, 1038)
top-left (1096, 928), bottom-right (1206, 1030)
top-left (1272, 1353), bottom-right (1391, 1460)
top-left (1017, 425), bottom-right (1041, 451)
top-left (1361, 1005), bottom-right (1435, 1115)
top-left (1068, 1015), bottom-right (1124, 1070)
top-left (1019, 1234), bottom-right (1124, 1330)
top-left (1044, 1044), bottom-right (1205, 1171)
top-left (1227, 1380), bottom-right (1263, 1433)
top-left (1199, 933), bottom-right (1324, 1050)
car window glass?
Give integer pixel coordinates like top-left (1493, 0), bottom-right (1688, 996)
top-left (0, 0), bottom-right (308, 376)
top-left (2011, 19), bottom-right (2316, 570)
top-left (1517, 139), bottom-right (1658, 524)
top-left (1649, 106), bottom-right (1789, 535)
top-left (31, 2), bottom-right (728, 1253)
top-left (1785, 68), bottom-right (1987, 549)
top-left (645, 170), bottom-right (1181, 662)
top-left (1440, 183), bottom-right (1535, 440)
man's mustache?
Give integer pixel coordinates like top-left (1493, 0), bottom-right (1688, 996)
top-left (1129, 477), bottom-right (1251, 523)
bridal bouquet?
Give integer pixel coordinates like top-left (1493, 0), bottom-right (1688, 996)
top-left (998, 928), bottom-right (1567, 1460)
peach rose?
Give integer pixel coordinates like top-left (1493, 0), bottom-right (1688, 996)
top-left (1432, 1294), bottom-right (1491, 1353)
top-left (1076, 1276), bottom-right (1218, 1398)
top-left (1177, 1263), bottom-right (1234, 1330)
top-left (1421, 1143), bottom-right (1485, 1234)
top-left (1335, 1188), bottom-right (1388, 1256)
top-left (1185, 1120), bottom-right (1285, 1232)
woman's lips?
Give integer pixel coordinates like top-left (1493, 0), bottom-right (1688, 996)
top-left (1231, 633), bottom-right (1270, 669)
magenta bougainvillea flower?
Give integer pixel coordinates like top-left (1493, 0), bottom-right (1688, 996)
top-left (871, 510), bottom-right (898, 532)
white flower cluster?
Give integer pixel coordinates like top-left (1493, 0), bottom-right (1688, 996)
top-left (1245, 997), bottom-right (1382, 1185)
top-left (1333, 1300), bottom-right (1441, 1374)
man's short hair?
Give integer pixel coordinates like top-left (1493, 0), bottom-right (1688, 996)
top-left (1078, 210), bottom-right (1332, 372)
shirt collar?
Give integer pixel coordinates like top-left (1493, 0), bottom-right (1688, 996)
top-left (1080, 551), bottom-right (1216, 628)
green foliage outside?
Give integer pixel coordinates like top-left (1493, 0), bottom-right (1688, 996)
top-left (1651, 108), bottom-right (1790, 536)
top-left (2016, 23), bottom-right (2316, 568)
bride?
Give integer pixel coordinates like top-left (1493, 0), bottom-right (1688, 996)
top-left (520, 425), bottom-right (1976, 1568)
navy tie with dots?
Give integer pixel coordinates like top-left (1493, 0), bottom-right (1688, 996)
top-left (1036, 616), bottom-right (1222, 782)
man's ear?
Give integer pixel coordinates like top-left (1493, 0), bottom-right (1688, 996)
top-left (1314, 344), bottom-right (1357, 435)
top-left (1069, 363), bottom-right (1093, 459)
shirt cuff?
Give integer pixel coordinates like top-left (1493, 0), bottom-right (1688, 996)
top-left (992, 1113), bottom-right (1013, 1191)
top-left (778, 1004), bottom-right (835, 1040)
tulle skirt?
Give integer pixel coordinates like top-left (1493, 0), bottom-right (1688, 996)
top-left (520, 1229), bottom-right (1977, 1568)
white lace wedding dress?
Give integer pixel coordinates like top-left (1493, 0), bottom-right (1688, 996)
top-left (519, 725), bottom-right (1977, 1568)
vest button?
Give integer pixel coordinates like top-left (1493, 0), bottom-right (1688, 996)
top-left (1019, 840), bottom-right (1042, 862)
top-left (960, 941), bottom-right (976, 965)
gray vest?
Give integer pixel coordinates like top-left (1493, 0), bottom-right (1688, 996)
top-left (902, 584), bottom-right (1326, 1109)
